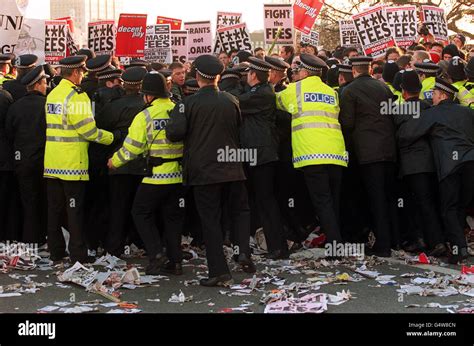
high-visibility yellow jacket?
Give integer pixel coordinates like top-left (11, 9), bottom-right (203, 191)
top-left (420, 76), bottom-right (435, 101)
top-left (0, 74), bottom-right (14, 85)
top-left (44, 78), bottom-right (114, 181)
top-left (276, 76), bottom-right (348, 169)
top-left (453, 80), bottom-right (474, 109)
top-left (386, 82), bottom-right (403, 104)
top-left (111, 98), bottom-right (183, 185)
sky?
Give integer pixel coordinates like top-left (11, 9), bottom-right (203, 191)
top-left (23, 0), bottom-right (284, 32)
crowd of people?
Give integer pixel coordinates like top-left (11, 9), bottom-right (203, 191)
top-left (0, 31), bottom-right (473, 286)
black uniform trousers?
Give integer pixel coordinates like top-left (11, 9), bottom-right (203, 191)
top-left (132, 183), bottom-right (185, 264)
top-left (247, 162), bottom-right (285, 252)
top-left (106, 174), bottom-right (142, 256)
top-left (16, 170), bottom-right (47, 244)
top-left (193, 181), bottom-right (251, 278)
top-left (84, 172), bottom-right (109, 250)
top-left (359, 162), bottom-right (400, 252)
top-left (46, 179), bottom-right (88, 262)
top-left (405, 172), bottom-right (444, 248)
top-left (301, 164), bottom-right (343, 243)
top-left (438, 161), bottom-right (474, 250)
top-left (0, 171), bottom-right (22, 241)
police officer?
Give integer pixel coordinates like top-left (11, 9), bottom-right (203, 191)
top-left (102, 67), bottom-right (147, 257)
top-left (277, 54), bottom-right (348, 254)
top-left (3, 54), bottom-right (38, 102)
top-left (81, 54), bottom-right (112, 99)
top-left (5, 66), bottom-right (48, 244)
top-left (336, 62), bottom-right (354, 98)
top-left (0, 81), bottom-right (15, 240)
top-left (166, 55), bottom-right (255, 286)
top-left (76, 48), bottom-right (96, 62)
top-left (44, 55), bottom-right (116, 263)
top-left (447, 57), bottom-right (473, 108)
top-left (126, 59), bottom-right (148, 70)
top-left (267, 55), bottom-right (312, 245)
top-left (383, 60), bottom-right (401, 101)
top-left (85, 67), bottom-right (125, 253)
top-left (0, 54), bottom-right (15, 85)
top-left (183, 78), bottom-right (199, 97)
top-left (239, 57), bottom-right (286, 259)
top-left (265, 56), bottom-right (290, 92)
top-left (463, 57), bottom-right (474, 108)
top-left (392, 70), bottom-right (446, 257)
top-left (414, 59), bottom-right (439, 103)
top-left (108, 72), bottom-right (185, 275)
top-left (339, 56), bottom-right (398, 257)
top-left (398, 78), bottom-right (474, 264)
top-left (218, 68), bottom-right (243, 97)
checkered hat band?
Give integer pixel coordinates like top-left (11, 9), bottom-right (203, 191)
top-left (300, 61), bottom-right (322, 72)
top-left (351, 61), bottom-right (370, 66)
top-left (60, 63), bottom-right (86, 69)
top-left (339, 67), bottom-right (352, 73)
top-left (27, 72), bottom-right (47, 87)
top-left (98, 72), bottom-right (122, 80)
top-left (221, 74), bottom-right (240, 80)
top-left (435, 82), bottom-right (455, 94)
top-left (415, 67), bottom-right (438, 74)
top-left (89, 63), bottom-right (110, 72)
top-left (197, 69), bottom-right (217, 79)
top-left (250, 63), bottom-right (270, 72)
top-left (124, 80), bottom-right (142, 85)
top-left (16, 63), bottom-right (36, 69)
top-left (187, 87), bottom-right (199, 92)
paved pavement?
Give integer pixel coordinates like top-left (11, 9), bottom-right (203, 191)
top-left (1, 247), bottom-right (473, 314)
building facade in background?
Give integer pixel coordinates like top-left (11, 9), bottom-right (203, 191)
top-left (50, 0), bottom-right (123, 46)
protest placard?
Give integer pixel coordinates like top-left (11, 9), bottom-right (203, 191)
top-left (301, 30), bottom-right (319, 47)
top-left (213, 12), bottom-right (242, 54)
top-left (171, 30), bottom-right (188, 63)
top-left (0, 0), bottom-right (24, 54)
top-left (16, 18), bottom-right (45, 63)
top-left (339, 19), bottom-right (361, 48)
top-left (184, 21), bottom-right (212, 60)
top-left (145, 24), bottom-right (172, 64)
top-left (88, 20), bottom-right (116, 55)
top-left (385, 6), bottom-right (417, 48)
top-left (217, 22), bottom-right (252, 53)
top-left (293, 0), bottom-right (324, 34)
top-left (44, 20), bottom-right (67, 63)
top-left (352, 5), bottom-right (395, 59)
top-left (116, 13), bottom-right (147, 57)
top-left (263, 4), bottom-right (293, 45)
top-left (156, 16), bottom-right (182, 30)
top-left (420, 5), bottom-right (448, 43)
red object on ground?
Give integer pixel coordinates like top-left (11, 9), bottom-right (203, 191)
top-left (418, 252), bottom-right (430, 264)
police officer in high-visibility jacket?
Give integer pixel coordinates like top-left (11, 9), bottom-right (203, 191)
top-left (414, 60), bottom-right (439, 104)
top-left (44, 55), bottom-right (115, 264)
top-left (276, 54), bottom-right (348, 250)
top-left (447, 57), bottom-right (474, 108)
top-left (0, 54), bottom-right (15, 85)
top-left (108, 72), bottom-right (185, 276)
top-left (464, 57), bottom-right (474, 109)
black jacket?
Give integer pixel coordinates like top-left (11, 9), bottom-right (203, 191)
top-left (398, 100), bottom-right (474, 181)
top-left (92, 86), bottom-right (125, 118)
top-left (274, 83), bottom-right (292, 163)
top-left (80, 77), bottom-right (98, 100)
top-left (393, 98), bottom-right (435, 177)
top-left (5, 91), bottom-right (46, 175)
top-left (2, 79), bottom-right (27, 102)
top-left (219, 78), bottom-right (243, 97)
top-left (99, 93), bottom-right (145, 175)
top-left (340, 74), bottom-right (397, 165)
top-left (166, 85), bottom-right (246, 186)
top-left (0, 89), bottom-right (13, 171)
top-left (238, 82), bottom-right (279, 166)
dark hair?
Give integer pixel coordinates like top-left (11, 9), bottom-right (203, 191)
top-left (282, 45), bottom-right (295, 56)
top-left (219, 51), bottom-right (229, 57)
top-left (373, 66), bottom-right (383, 74)
top-left (250, 69), bottom-right (269, 83)
top-left (412, 45), bottom-right (427, 51)
top-left (17, 66), bottom-right (35, 79)
top-left (60, 67), bottom-right (75, 78)
top-left (385, 47), bottom-right (401, 60)
top-left (342, 47), bottom-right (358, 57)
top-left (229, 48), bottom-right (239, 54)
top-left (340, 72), bottom-right (353, 83)
top-left (353, 65), bottom-right (370, 75)
top-left (254, 47), bottom-right (264, 53)
top-left (169, 62), bottom-right (184, 71)
top-left (397, 55), bottom-right (412, 69)
top-left (431, 42), bottom-right (444, 50)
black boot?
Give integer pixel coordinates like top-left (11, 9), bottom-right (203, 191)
top-left (428, 243), bottom-right (448, 258)
top-left (160, 261), bottom-right (183, 275)
top-left (448, 247), bottom-right (470, 264)
top-left (145, 253), bottom-right (167, 275)
top-left (237, 253), bottom-right (256, 273)
top-left (200, 273), bottom-right (233, 287)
